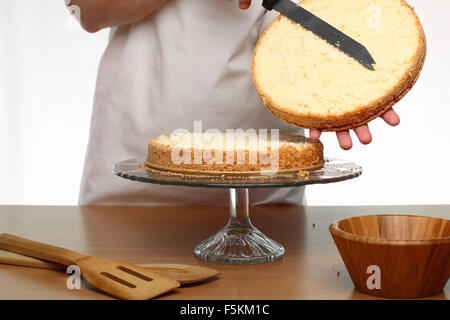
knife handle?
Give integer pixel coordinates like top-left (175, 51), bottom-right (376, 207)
top-left (262, 0), bottom-right (278, 10)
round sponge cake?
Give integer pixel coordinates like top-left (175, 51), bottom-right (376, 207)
top-left (145, 132), bottom-right (324, 175)
top-left (252, 0), bottom-right (426, 131)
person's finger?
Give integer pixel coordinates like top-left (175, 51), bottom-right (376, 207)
top-left (239, 0), bottom-right (251, 9)
top-left (309, 129), bottom-right (322, 141)
top-left (354, 124), bottom-right (372, 145)
top-left (336, 131), bottom-right (353, 150)
top-left (382, 109), bottom-right (400, 127)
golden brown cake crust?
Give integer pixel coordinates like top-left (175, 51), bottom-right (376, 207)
top-left (145, 134), bottom-right (324, 175)
top-left (252, 0), bottom-right (427, 132)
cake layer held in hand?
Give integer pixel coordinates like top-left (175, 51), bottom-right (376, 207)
top-left (252, 0), bottom-right (426, 131)
top-left (145, 132), bottom-right (324, 174)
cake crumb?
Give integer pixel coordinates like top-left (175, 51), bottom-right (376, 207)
top-left (312, 223), bottom-right (316, 228)
top-left (296, 170), bottom-right (309, 178)
top-left (337, 271), bottom-right (340, 277)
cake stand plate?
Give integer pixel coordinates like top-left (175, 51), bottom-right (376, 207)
top-left (113, 158), bottom-right (362, 264)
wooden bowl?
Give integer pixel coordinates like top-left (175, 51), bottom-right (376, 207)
top-left (329, 214), bottom-right (450, 299)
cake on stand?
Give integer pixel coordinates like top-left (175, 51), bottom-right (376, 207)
top-left (113, 158), bottom-right (362, 264)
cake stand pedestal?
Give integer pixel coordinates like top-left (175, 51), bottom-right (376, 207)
top-left (194, 188), bottom-right (285, 264)
top-left (113, 158), bottom-right (362, 264)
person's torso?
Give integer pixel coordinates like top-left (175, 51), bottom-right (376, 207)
top-left (79, 0), bottom-right (305, 205)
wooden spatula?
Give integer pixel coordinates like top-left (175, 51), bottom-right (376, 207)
top-left (0, 233), bottom-right (180, 300)
top-left (131, 264), bottom-right (219, 285)
top-left (0, 250), bottom-right (219, 284)
top-left (0, 250), bottom-right (64, 270)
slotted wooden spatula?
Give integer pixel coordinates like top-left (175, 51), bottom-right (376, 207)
top-left (0, 233), bottom-right (180, 300)
top-left (0, 250), bottom-right (219, 284)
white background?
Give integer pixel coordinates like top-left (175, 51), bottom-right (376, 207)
top-left (0, 1), bottom-right (449, 206)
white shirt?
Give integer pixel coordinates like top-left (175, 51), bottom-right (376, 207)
top-left (78, 0), bottom-right (305, 205)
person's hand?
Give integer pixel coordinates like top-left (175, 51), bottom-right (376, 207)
top-left (309, 109), bottom-right (400, 150)
top-left (228, 0), bottom-right (252, 10)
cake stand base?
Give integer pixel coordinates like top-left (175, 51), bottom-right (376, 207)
top-left (194, 188), bottom-right (285, 264)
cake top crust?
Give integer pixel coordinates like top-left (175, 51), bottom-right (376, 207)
top-left (151, 132), bottom-right (320, 151)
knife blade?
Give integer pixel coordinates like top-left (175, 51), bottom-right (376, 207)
top-left (262, 0), bottom-right (376, 70)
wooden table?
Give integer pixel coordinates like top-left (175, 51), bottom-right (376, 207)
top-left (0, 205), bottom-right (448, 300)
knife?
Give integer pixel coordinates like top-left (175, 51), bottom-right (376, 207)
top-left (262, 0), bottom-right (376, 70)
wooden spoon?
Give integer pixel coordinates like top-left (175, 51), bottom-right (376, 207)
top-left (0, 250), bottom-right (219, 285)
top-left (0, 233), bottom-right (180, 300)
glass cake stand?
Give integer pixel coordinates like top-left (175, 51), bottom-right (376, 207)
top-left (113, 158), bottom-right (362, 264)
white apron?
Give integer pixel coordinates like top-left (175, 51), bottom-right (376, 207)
top-left (78, 0), bottom-right (305, 206)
